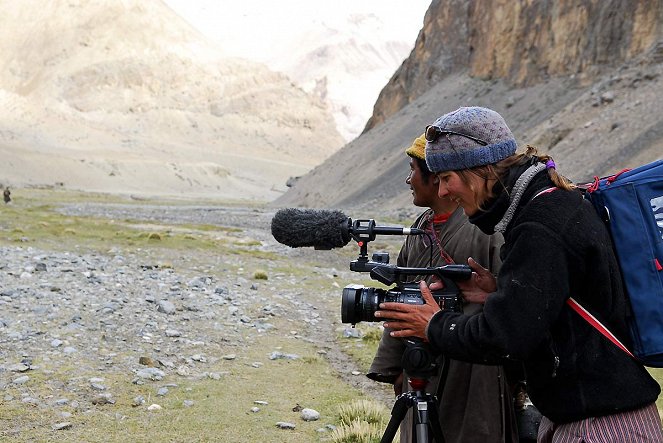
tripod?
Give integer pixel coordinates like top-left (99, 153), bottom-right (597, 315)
top-left (380, 340), bottom-right (446, 443)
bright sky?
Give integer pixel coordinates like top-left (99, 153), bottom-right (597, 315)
top-left (163, 0), bottom-right (429, 62)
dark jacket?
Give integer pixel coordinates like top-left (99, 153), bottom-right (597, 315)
top-left (426, 170), bottom-right (661, 423)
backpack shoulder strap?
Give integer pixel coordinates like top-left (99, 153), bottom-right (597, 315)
top-left (566, 297), bottom-right (635, 359)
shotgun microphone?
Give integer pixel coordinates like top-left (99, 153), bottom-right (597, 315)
top-left (270, 208), bottom-right (424, 250)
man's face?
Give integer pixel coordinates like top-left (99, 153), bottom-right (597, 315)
top-left (406, 158), bottom-right (438, 208)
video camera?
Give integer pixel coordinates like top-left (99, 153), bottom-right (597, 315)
top-left (269, 208), bottom-right (472, 326)
top-left (341, 235), bottom-right (471, 325)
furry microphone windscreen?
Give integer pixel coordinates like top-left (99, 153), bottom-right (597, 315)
top-left (270, 208), bottom-right (351, 249)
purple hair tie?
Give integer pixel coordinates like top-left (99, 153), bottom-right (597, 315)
top-left (546, 159), bottom-right (556, 169)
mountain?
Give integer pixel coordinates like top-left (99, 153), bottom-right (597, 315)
top-left (161, 0), bottom-right (429, 143)
top-left (0, 0), bottom-right (343, 201)
top-left (275, 0), bottom-right (663, 214)
top-left (262, 12), bottom-right (420, 141)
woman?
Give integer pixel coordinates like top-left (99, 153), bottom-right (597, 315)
top-left (375, 106), bottom-right (663, 442)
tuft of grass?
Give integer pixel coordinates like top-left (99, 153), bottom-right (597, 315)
top-left (331, 399), bottom-right (396, 443)
top-left (338, 399), bottom-right (389, 427)
top-left (330, 420), bottom-right (389, 443)
top-left (253, 270), bottom-right (269, 280)
top-left (147, 232), bottom-right (162, 241)
top-left (361, 327), bottom-right (383, 344)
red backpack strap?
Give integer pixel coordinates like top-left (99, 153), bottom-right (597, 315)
top-left (566, 297), bottom-right (635, 359)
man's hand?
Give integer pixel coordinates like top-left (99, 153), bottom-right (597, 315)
top-left (456, 257), bottom-right (497, 304)
top-left (375, 281), bottom-right (440, 340)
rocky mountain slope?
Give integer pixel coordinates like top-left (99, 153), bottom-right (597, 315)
top-left (276, 0), bottom-right (663, 212)
top-left (0, 0), bottom-right (343, 201)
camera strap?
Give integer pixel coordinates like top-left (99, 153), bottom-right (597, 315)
top-left (425, 212), bottom-right (455, 265)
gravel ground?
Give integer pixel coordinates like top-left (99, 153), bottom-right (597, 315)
top-left (0, 202), bottom-right (394, 439)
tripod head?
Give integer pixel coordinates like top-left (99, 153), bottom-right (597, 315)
top-left (381, 339), bottom-right (446, 443)
top-left (402, 338), bottom-right (438, 387)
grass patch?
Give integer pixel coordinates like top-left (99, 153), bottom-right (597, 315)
top-left (649, 368), bottom-right (663, 418)
top-left (0, 194), bottom-right (275, 259)
top-left (340, 324), bottom-right (383, 374)
top-left (1, 330), bottom-right (367, 442)
top-left (331, 399), bottom-right (396, 443)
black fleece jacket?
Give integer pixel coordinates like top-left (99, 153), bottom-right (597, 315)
top-left (426, 170), bottom-right (661, 423)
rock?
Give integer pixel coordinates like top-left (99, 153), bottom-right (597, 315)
top-left (12, 375), bottom-right (29, 385)
top-left (91, 393), bottom-right (115, 405)
top-left (135, 368), bottom-right (165, 381)
top-left (301, 408), bottom-right (320, 421)
top-left (139, 356), bottom-right (159, 367)
top-left (52, 422), bottom-right (72, 431)
top-left (157, 300), bottom-right (176, 314)
top-left (275, 422), bottom-right (296, 430)
top-left (7, 363), bottom-right (30, 372)
top-left (269, 351), bottom-right (299, 361)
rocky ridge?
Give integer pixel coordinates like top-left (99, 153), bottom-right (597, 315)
top-left (276, 0), bottom-right (663, 211)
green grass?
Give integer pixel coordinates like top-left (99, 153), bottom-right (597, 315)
top-left (1, 335), bottom-right (366, 442)
top-left (0, 188), bottom-right (397, 442)
top-left (649, 368), bottom-right (663, 416)
top-left (0, 191), bottom-right (273, 258)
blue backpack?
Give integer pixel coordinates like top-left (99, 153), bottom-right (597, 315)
top-left (577, 159), bottom-right (663, 367)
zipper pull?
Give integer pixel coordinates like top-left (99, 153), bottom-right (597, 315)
top-left (552, 356), bottom-right (560, 378)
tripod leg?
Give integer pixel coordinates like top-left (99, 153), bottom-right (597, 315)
top-left (427, 398), bottom-right (445, 443)
top-left (412, 398), bottom-right (435, 443)
top-left (381, 395), bottom-right (412, 443)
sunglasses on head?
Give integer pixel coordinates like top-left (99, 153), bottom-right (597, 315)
top-left (424, 125), bottom-right (488, 146)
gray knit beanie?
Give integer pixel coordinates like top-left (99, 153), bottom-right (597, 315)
top-left (425, 107), bottom-right (517, 173)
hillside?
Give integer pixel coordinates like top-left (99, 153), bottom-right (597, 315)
top-left (276, 0), bottom-right (663, 213)
top-left (0, 0), bottom-right (344, 201)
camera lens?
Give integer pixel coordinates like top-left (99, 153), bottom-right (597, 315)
top-left (341, 284), bottom-right (384, 324)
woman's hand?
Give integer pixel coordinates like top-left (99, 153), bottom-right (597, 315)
top-left (456, 257), bottom-right (497, 304)
top-left (375, 281), bottom-right (440, 340)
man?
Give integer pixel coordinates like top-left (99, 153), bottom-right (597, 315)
top-left (367, 134), bottom-right (518, 442)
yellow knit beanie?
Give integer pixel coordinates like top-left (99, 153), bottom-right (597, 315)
top-left (405, 133), bottom-right (427, 160)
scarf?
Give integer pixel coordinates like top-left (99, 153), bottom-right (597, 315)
top-left (469, 159), bottom-right (546, 234)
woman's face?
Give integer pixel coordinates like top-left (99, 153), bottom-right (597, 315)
top-left (436, 170), bottom-right (482, 216)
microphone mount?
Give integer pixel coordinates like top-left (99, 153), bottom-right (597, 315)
top-left (346, 218), bottom-right (425, 272)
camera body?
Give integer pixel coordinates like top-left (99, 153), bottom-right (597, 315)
top-left (342, 281), bottom-right (461, 325)
top-left (340, 251), bottom-right (471, 326)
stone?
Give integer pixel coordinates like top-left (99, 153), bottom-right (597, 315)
top-left (300, 408), bottom-right (320, 421)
